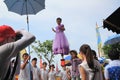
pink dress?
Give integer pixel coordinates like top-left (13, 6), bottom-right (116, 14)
top-left (52, 24), bottom-right (69, 55)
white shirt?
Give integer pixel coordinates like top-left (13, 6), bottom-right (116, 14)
top-left (48, 71), bottom-right (56, 80)
top-left (32, 66), bottom-right (41, 80)
top-left (18, 62), bottom-right (33, 80)
top-left (104, 60), bottom-right (120, 79)
top-left (79, 60), bottom-right (103, 80)
top-left (61, 70), bottom-right (68, 80)
top-left (41, 69), bottom-right (48, 80)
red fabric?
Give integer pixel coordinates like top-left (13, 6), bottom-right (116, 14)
top-left (0, 25), bottom-right (16, 42)
top-left (40, 58), bottom-right (42, 68)
top-left (61, 59), bottom-right (65, 67)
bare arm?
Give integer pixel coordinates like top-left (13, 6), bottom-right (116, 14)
top-left (20, 56), bottom-right (30, 69)
top-left (52, 28), bottom-right (56, 32)
top-left (79, 66), bottom-right (86, 80)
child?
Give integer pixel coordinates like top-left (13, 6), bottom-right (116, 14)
top-left (48, 64), bottom-right (56, 80)
top-left (66, 50), bottom-right (82, 80)
top-left (18, 53), bottom-right (33, 80)
top-left (61, 66), bottom-right (71, 80)
top-left (41, 62), bottom-right (49, 80)
top-left (31, 58), bottom-right (42, 80)
top-left (52, 17), bottom-right (69, 58)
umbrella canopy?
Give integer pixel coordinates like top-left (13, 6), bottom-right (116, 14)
top-left (4, 0), bottom-right (45, 15)
top-left (98, 57), bottom-right (106, 64)
top-left (103, 7), bottom-right (120, 34)
top-left (104, 34), bottom-right (120, 45)
top-left (64, 55), bottom-right (71, 60)
top-left (64, 54), bottom-right (83, 60)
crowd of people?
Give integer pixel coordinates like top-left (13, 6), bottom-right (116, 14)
top-left (0, 23), bottom-right (120, 80)
top-left (16, 44), bottom-right (120, 80)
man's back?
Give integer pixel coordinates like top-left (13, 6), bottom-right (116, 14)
top-left (105, 60), bottom-right (120, 80)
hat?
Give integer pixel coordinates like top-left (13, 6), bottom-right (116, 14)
top-left (0, 25), bottom-right (16, 43)
top-left (49, 64), bottom-right (55, 68)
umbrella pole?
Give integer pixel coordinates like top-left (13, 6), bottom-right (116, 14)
top-left (26, 15), bottom-right (33, 80)
top-left (26, 1), bottom-right (32, 79)
top-left (26, 15), bottom-right (30, 54)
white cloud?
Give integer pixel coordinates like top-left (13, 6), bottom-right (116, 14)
top-left (0, 0), bottom-right (120, 58)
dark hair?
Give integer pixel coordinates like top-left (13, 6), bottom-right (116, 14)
top-left (15, 34), bottom-right (22, 41)
top-left (22, 53), bottom-right (29, 57)
top-left (80, 44), bottom-right (94, 69)
top-left (32, 58), bottom-right (37, 61)
top-left (108, 48), bottom-right (120, 60)
top-left (56, 17), bottom-right (62, 21)
top-left (42, 62), bottom-right (47, 65)
top-left (70, 50), bottom-right (78, 59)
top-left (91, 50), bottom-right (98, 60)
top-left (49, 64), bottom-right (55, 69)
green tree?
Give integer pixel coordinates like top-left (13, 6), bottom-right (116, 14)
top-left (31, 40), bottom-right (54, 66)
top-left (103, 42), bottom-right (120, 58)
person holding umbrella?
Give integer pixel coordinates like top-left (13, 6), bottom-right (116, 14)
top-left (0, 25), bottom-right (36, 80)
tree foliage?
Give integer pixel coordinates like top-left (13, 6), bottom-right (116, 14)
top-left (102, 42), bottom-right (120, 58)
top-left (31, 40), bottom-right (54, 66)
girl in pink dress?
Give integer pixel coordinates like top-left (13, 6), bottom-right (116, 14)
top-left (52, 17), bottom-right (69, 58)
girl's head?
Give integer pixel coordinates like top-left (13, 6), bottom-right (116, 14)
top-left (91, 50), bottom-right (98, 60)
top-left (80, 44), bottom-right (94, 69)
top-left (42, 62), bottom-right (47, 68)
top-left (56, 17), bottom-right (62, 25)
top-left (22, 53), bottom-right (29, 61)
top-left (70, 50), bottom-right (78, 59)
top-left (49, 64), bottom-right (55, 70)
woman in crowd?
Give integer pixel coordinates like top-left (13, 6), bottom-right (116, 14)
top-left (66, 50), bottom-right (82, 80)
top-left (48, 64), bottom-right (56, 80)
top-left (41, 62), bottom-right (49, 80)
top-left (79, 44), bottom-right (103, 80)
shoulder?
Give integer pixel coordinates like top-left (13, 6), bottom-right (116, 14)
top-left (79, 62), bottom-right (87, 68)
top-left (0, 42), bottom-right (14, 57)
top-left (61, 24), bottom-right (64, 27)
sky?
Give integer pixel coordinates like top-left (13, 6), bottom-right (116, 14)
top-left (0, 0), bottom-right (120, 68)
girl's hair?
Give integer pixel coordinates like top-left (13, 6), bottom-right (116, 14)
top-left (80, 44), bottom-right (94, 69)
top-left (56, 17), bottom-right (62, 21)
top-left (91, 50), bottom-right (98, 60)
top-left (70, 50), bottom-right (78, 59)
top-left (49, 64), bottom-right (55, 69)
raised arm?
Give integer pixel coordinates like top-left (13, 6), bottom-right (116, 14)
top-left (12, 30), bottom-right (36, 57)
top-left (20, 56), bottom-right (30, 69)
top-left (0, 30), bottom-right (35, 59)
top-left (52, 28), bottom-right (56, 33)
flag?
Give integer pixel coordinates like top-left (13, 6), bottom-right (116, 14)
top-left (40, 56), bottom-right (42, 68)
top-left (96, 23), bottom-right (103, 57)
top-left (56, 63), bottom-right (58, 72)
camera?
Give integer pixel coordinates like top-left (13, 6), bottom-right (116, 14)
top-left (15, 34), bottom-right (22, 41)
